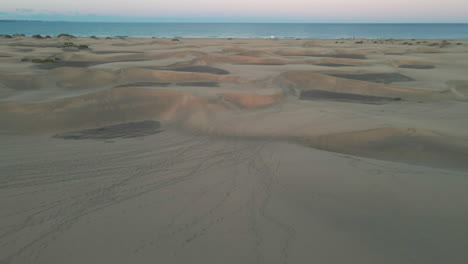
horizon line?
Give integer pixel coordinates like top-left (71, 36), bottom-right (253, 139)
top-left (2, 20), bottom-right (468, 24)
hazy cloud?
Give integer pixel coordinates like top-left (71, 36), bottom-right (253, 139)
top-left (15, 8), bottom-right (35, 13)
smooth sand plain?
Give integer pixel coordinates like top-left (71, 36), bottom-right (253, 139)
top-left (1, 35), bottom-right (468, 264)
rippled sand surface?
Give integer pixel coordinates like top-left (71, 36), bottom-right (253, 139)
top-left (1, 36), bottom-right (468, 264)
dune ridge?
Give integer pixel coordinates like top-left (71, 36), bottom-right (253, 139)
top-left (297, 127), bottom-right (468, 170)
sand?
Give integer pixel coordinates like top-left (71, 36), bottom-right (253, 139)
top-left (1, 36), bottom-right (468, 264)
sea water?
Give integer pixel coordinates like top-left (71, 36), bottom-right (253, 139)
top-left (1, 21), bottom-right (468, 39)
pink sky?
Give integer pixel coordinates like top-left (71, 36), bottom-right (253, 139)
top-left (2, 0), bottom-right (468, 22)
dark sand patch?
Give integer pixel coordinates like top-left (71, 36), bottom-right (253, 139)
top-left (93, 51), bottom-right (144, 54)
top-left (36, 59), bottom-right (148, 69)
top-left (236, 62), bottom-right (286, 65)
top-left (281, 53), bottom-right (367, 59)
top-left (384, 52), bottom-right (406, 55)
top-left (9, 43), bottom-right (62, 48)
top-left (115, 82), bottom-right (171, 88)
top-left (326, 73), bottom-right (414, 84)
top-left (315, 63), bottom-right (355, 67)
top-left (54, 121), bottom-right (162, 140)
top-left (143, 65), bottom-right (230, 75)
top-left (399, 64), bottom-right (435, 69)
top-left (176, 82), bottom-right (219, 87)
top-left (36, 61), bottom-right (99, 69)
top-left (116, 81), bottom-right (220, 88)
top-left (171, 66), bottom-right (229, 75)
top-left (15, 48), bottom-right (34, 52)
top-left (300, 89), bottom-right (401, 104)
top-left (319, 54), bottom-right (367, 59)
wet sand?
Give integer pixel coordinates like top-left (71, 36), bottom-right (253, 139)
top-left (1, 36), bottom-right (468, 264)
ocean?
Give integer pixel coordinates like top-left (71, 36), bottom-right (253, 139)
top-left (1, 21), bottom-right (468, 39)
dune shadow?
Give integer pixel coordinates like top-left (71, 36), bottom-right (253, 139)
top-left (398, 65), bottom-right (435, 69)
top-left (54, 121), bottom-right (162, 140)
top-left (300, 89), bottom-right (401, 104)
top-left (326, 73), bottom-right (414, 84)
top-left (176, 82), bottom-right (220, 87)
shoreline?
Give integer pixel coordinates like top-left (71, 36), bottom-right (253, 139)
top-left (2, 34), bottom-right (468, 40)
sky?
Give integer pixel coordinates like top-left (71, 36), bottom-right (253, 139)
top-left (1, 0), bottom-right (467, 23)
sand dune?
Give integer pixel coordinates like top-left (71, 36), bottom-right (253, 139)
top-left (118, 68), bottom-right (241, 83)
top-left (407, 47), bottom-right (443, 53)
top-left (145, 65), bottom-right (230, 75)
top-left (394, 59), bottom-right (435, 69)
top-left (0, 67), bottom-right (241, 91)
top-left (303, 40), bottom-right (329, 47)
top-left (448, 80), bottom-right (468, 99)
top-left (308, 57), bottom-right (369, 67)
top-left (298, 127), bottom-right (468, 170)
top-left (221, 47), bottom-right (271, 57)
top-left (277, 49), bottom-right (368, 59)
top-left (0, 86), bottom-right (284, 131)
top-left (220, 93), bottom-right (285, 109)
top-left (0, 88), bottom-right (203, 131)
top-left (111, 39), bottom-right (179, 46)
top-left (1, 37), bottom-right (468, 264)
top-left (0, 72), bottom-right (52, 90)
top-left (200, 53), bottom-right (288, 65)
top-left (275, 71), bottom-right (442, 100)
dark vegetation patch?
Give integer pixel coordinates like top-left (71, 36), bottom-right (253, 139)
top-left (57, 33), bottom-right (76, 38)
top-left (326, 72), bottom-right (414, 84)
top-left (300, 89), bottom-right (401, 104)
top-left (54, 121), bottom-right (162, 140)
top-left (30, 58), bottom-right (60, 63)
top-left (63, 42), bottom-right (90, 50)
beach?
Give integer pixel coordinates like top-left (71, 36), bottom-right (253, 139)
top-left (1, 35), bottom-right (468, 264)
